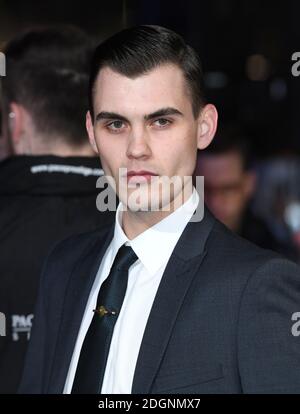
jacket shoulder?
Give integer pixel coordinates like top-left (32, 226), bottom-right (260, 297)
top-left (40, 222), bottom-right (113, 294)
top-left (206, 219), bottom-right (292, 281)
top-left (48, 223), bottom-right (113, 263)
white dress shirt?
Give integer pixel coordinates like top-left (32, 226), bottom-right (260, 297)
top-left (64, 188), bottom-right (199, 394)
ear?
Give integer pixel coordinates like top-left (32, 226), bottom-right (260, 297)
top-left (8, 102), bottom-right (24, 146)
top-left (196, 104), bottom-right (218, 150)
top-left (86, 111), bottom-right (98, 154)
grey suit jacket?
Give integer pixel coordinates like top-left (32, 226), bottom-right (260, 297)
top-left (19, 208), bottom-right (300, 393)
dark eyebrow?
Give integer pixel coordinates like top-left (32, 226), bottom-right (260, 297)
top-left (144, 107), bottom-right (183, 121)
top-left (95, 107), bottom-right (183, 123)
top-left (95, 112), bottom-right (129, 123)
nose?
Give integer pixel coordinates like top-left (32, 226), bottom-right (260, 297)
top-left (126, 126), bottom-right (151, 160)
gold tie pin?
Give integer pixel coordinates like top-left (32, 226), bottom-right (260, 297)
top-left (93, 305), bottom-right (117, 317)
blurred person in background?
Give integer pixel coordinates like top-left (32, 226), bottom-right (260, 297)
top-left (253, 155), bottom-right (300, 262)
top-left (0, 26), bottom-right (114, 393)
top-left (0, 110), bottom-right (11, 160)
top-left (195, 125), bottom-right (280, 251)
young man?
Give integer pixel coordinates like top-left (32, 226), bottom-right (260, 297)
top-left (19, 25), bottom-right (300, 394)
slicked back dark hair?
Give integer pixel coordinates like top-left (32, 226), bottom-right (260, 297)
top-left (1, 25), bottom-right (93, 146)
top-left (89, 25), bottom-right (206, 120)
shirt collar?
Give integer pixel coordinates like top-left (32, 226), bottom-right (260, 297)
top-left (111, 188), bottom-right (200, 276)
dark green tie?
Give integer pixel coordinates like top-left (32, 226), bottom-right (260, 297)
top-left (71, 244), bottom-right (138, 394)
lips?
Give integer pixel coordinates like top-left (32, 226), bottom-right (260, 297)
top-left (126, 170), bottom-right (158, 184)
top-left (127, 170), bottom-right (157, 177)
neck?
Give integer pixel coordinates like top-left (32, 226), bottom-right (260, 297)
top-left (122, 185), bottom-right (194, 240)
top-left (14, 133), bottom-right (95, 157)
top-left (31, 145), bottom-right (95, 157)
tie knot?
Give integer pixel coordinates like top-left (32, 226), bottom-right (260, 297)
top-left (112, 245), bottom-right (138, 272)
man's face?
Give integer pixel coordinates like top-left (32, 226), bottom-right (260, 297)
top-left (88, 64), bottom-right (204, 212)
top-left (196, 151), bottom-right (255, 231)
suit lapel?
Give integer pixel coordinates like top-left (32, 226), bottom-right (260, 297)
top-left (47, 206), bottom-right (215, 394)
top-left (47, 225), bottom-right (114, 393)
top-left (132, 208), bottom-right (215, 394)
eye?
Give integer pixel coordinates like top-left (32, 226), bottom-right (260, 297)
top-left (106, 120), bottom-right (126, 132)
top-left (152, 118), bottom-right (172, 128)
